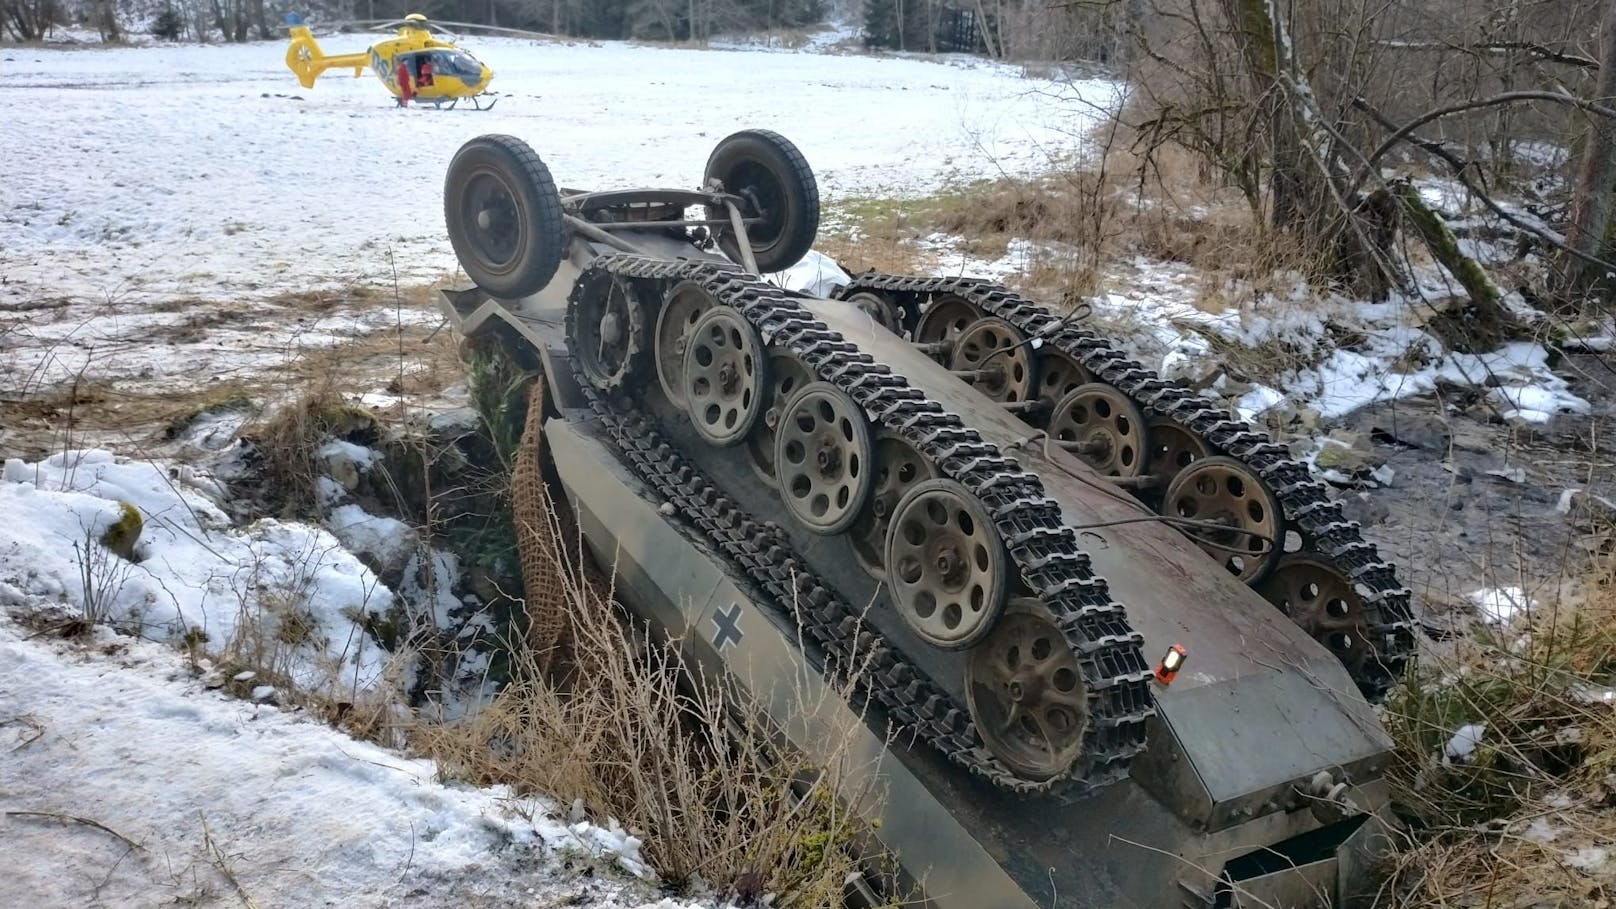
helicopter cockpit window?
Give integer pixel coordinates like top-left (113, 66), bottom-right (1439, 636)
top-left (436, 50), bottom-right (483, 79)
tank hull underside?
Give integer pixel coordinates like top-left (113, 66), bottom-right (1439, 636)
top-left (437, 228), bottom-right (1399, 908)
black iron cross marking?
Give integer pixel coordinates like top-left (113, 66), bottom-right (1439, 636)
top-left (710, 603), bottom-right (744, 651)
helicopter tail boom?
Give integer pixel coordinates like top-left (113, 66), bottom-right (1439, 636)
top-left (285, 24), bottom-right (370, 89)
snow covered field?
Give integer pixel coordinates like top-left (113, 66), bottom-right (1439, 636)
top-left (0, 616), bottom-right (700, 909)
top-left (1, 35), bottom-right (1114, 431)
top-left (2, 36), bottom-right (1109, 307)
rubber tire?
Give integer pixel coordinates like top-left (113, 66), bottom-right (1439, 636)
top-left (443, 134), bottom-right (565, 299)
top-left (704, 129), bottom-right (820, 274)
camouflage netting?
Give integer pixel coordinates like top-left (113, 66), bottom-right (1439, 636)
top-left (510, 375), bottom-right (569, 664)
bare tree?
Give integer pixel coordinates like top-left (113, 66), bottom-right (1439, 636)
top-left (1563, 0), bottom-right (1616, 303)
top-left (0, 0), bottom-right (59, 40)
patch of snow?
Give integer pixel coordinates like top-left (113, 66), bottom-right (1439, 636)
top-left (0, 616), bottom-right (705, 907)
top-left (1235, 384), bottom-right (1285, 422)
top-left (320, 439), bottom-right (380, 469)
top-left (1485, 466), bottom-right (1526, 484)
top-left (1567, 846), bottom-right (1610, 874)
top-left (327, 503), bottom-right (419, 579)
top-left (1523, 817), bottom-right (1561, 843)
top-left (0, 449), bottom-right (392, 692)
top-left (404, 546), bottom-right (463, 629)
top-left (1443, 722), bottom-right (1486, 763)
top-left (1467, 587), bottom-right (1537, 625)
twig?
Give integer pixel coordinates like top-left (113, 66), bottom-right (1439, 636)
top-left (200, 812), bottom-right (259, 909)
top-left (6, 811), bottom-right (145, 852)
top-left (1, 713), bottom-right (46, 751)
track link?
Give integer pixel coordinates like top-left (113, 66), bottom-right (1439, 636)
top-left (567, 255), bottom-right (1157, 794)
top-left (834, 273), bottom-right (1417, 699)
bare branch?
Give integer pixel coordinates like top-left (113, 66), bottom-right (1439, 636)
top-left (1353, 90), bottom-right (1616, 197)
top-left (1348, 96), bottom-right (1616, 278)
top-left (1373, 40), bottom-right (1599, 70)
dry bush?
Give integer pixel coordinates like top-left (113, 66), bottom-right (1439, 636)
top-left (416, 502), bottom-right (894, 905)
top-left (1380, 558), bottom-right (1616, 907)
top-left (247, 384), bottom-right (379, 518)
top-left (825, 127), bottom-right (1329, 313)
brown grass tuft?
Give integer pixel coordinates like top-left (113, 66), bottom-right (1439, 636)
top-left (248, 383), bottom-right (379, 518)
top-left (415, 500), bottom-right (896, 905)
top-left (1380, 557), bottom-right (1616, 907)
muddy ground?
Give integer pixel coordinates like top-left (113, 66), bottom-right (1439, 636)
top-left (1342, 349), bottom-right (1615, 625)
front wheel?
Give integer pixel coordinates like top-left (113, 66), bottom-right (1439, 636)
top-left (443, 134), bottom-right (565, 299)
top-left (704, 129), bottom-right (820, 274)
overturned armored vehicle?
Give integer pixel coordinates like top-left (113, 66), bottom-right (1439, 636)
top-left (435, 129), bottom-right (1416, 909)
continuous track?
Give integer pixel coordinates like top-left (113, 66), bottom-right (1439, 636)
top-left (834, 273), bottom-right (1417, 698)
top-left (567, 254), bottom-right (1157, 794)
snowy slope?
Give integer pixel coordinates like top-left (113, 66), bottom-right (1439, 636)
top-left (0, 444), bottom-right (707, 907)
top-left (0, 617), bottom-right (701, 909)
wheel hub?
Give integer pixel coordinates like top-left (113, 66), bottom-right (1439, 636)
top-left (775, 382), bottom-right (874, 535)
top-left (1049, 383), bottom-right (1146, 478)
top-left (965, 599), bottom-right (1088, 781)
top-left (682, 306), bottom-right (766, 447)
top-left (933, 544), bottom-right (965, 585)
top-left (1163, 455), bottom-right (1284, 583)
top-left (886, 478), bottom-right (1008, 650)
top-left (948, 317), bottom-right (1034, 404)
top-left (571, 274), bottom-right (646, 394)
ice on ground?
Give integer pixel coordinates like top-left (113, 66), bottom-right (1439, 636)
top-left (0, 616), bottom-right (703, 908)
top-left (0, 449), bottom-right (393, 691)
top-left (1467, 587), bottom-right (1538, 625)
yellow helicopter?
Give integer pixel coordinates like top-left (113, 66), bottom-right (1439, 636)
top-left (283, 13), bottom-right (497, 109)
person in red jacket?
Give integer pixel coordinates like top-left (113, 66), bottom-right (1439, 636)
top-left (397, 61), bottom-right (413, 107)
top-left (418, 57), bottom-right (434, 88)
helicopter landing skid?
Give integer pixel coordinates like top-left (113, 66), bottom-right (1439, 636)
top-left (419, 93), bottom-right (500, 111)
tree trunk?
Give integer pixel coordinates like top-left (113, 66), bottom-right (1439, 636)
top-left (1392, 182), bottom-right (1512, 329)
top-left (1223, 0), bottom-right (1335, 233)
top-left (972, 0), bottom-right (996, 58)
top-left (1562, 0), bottom-right (1616, 303)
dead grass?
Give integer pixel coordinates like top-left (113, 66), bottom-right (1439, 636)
top-left (415, 501), bottom-right (895, 906)
top-left (1, 279), bottom-right (463, 459)
top-left (821, 134), bottom-right (1332, 315)
top-left (1381, 555), bottom-right (1616, 907)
